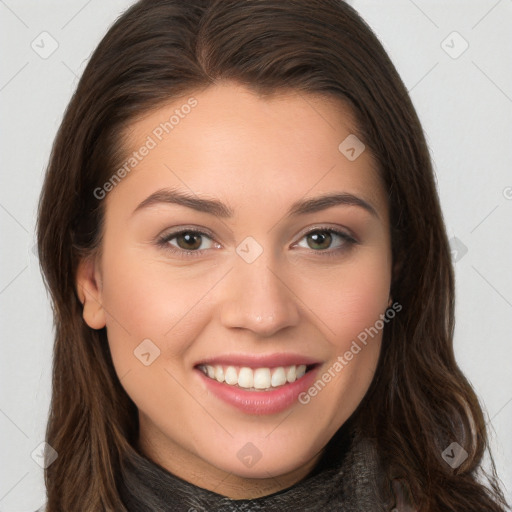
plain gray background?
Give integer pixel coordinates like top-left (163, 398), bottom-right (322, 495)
top-left (1, 1), bottom-right (511, 510)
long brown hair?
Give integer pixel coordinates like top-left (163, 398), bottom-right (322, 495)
top-left (36, 0), bottom-right (508, 510)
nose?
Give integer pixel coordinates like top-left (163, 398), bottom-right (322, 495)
top-left (219, 254), bottom-right (301, 338)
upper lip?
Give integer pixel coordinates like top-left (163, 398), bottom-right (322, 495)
top-left (194, 353), bottom-right (321, 369)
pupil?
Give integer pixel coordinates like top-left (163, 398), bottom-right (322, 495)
top-left (178, 232), bottom-right (201, 250)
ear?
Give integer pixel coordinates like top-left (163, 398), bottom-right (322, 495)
top-left (76, 255), bottom-right (106, 330)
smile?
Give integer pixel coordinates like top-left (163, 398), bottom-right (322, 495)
top-left (197, 363), bottom-right (312, 391)
top-left (194, 355), bottom-right (321, 415)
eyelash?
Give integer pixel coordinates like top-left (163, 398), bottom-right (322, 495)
top-left (155, 226), bottom-right (358, 259)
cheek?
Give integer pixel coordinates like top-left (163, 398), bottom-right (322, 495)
top-left (333, 274), bottom-right (389, 349)
top-left (294, 257), bottom-right (389, 422)
top-left (99, 250), bottom-right (214, 367)
top-left (299, 249), bottom-right (391, 350)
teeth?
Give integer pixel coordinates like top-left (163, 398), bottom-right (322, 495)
top-left (199, 364), bottom-right (309, 390)
top-left (271, 367), bottom-right (286, 387)
top-left (253, 368), bottom-right (271, 389)
top-left (286, 365), bottom-right (297, 383)
top-left (238, 367), bottom-right (253, 388)
top-left (224, 366), bottom-right (238, 385)
top-left (214, 365), bottom-right (225, 383)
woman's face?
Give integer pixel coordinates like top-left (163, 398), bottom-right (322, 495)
top-left (77, 82), bottom-right (392, 498)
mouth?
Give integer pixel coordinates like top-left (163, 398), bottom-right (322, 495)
top-left (193, 354), bottom-right (322, 414)
top-left (195, 363), bottom-right (319, 392)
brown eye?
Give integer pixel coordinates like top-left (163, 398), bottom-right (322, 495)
top-left (306, 231), bottom-right (333, 250)
top-left (158, 229), bottom-right (216, 255)
top-left (296, 228), bottom-right (357, 255)
top-left (174, 232), bottom-right (204, 251)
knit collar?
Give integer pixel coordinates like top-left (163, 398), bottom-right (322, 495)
top-left (117, 422), bottom-right (414, 511)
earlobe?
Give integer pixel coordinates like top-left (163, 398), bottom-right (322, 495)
top-left (76, 256), bottom-right (106, 330)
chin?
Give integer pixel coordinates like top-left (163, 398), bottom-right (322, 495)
top-left (200, 430), bottom-right (324, 480)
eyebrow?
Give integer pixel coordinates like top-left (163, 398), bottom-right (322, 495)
top-left (131, 187), bottom-right (379, 219)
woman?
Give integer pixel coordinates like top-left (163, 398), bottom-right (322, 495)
top-left (35, 0), bottom-right (508, 510)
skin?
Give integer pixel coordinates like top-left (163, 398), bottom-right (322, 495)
top-left (76, 81), bottom-right (393, 499)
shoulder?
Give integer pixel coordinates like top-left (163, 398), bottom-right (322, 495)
top-left (35, 504), bottom-right (46, 512)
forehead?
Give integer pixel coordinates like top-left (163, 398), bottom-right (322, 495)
top-left (108, 82), bottom-right (387, 223)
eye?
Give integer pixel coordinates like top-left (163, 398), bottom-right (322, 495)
top-left (156, 228), bottom-right (219, 257)
top-left (295, 227), bottom-right (357, 255)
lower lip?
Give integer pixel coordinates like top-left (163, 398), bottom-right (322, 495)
top-left (195, 365), bottom-right (320, 415)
